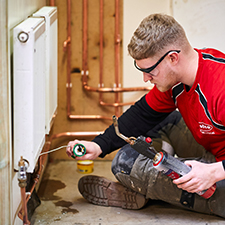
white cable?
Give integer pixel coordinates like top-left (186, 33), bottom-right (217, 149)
top-left (39, 145), bottom-right (68, 156)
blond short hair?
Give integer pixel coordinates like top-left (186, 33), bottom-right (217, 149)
top-left (128, 14), bottom-right (189, 60)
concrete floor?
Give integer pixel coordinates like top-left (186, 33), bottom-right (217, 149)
top-left (31, 160), bottom-right (225, 225)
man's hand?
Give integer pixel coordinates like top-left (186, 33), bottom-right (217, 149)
top-left (66, 140), bottom-right (102, 160)
top-left (173, 160), bottom-right (225, 193)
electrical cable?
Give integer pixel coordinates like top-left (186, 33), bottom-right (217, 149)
top-left (39, 145), bottom-right (68, 156)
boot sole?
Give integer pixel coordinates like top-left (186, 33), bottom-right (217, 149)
top-left (78, 175), bottom-right (147, 209)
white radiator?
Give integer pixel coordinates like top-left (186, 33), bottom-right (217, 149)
top-left (13, 7), bottom-right (58, 172)
top-left (33, 7), bottom-right (58, 134)
top-left (13, 17), bottom-right (46, 172)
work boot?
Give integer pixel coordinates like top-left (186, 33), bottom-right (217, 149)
top-left (78, 175), bottom-right (148, 209)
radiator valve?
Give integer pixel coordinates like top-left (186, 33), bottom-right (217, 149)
top-left (18, 156), bottom-right (29, 188)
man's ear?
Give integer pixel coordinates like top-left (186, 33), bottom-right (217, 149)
top-left (168, 51), bottom-right (179, 65)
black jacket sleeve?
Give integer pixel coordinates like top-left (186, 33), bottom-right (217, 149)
top-left (92, 95), bottom-right (171, 157)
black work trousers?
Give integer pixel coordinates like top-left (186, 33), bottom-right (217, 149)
top-left (111, 111), bottom-right (225, 218)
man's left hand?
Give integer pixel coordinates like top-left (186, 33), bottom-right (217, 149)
top-left (173, 160), bottom-right (225, 193)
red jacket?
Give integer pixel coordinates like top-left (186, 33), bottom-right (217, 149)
top-left (146, 48), bottom-right (225, 161)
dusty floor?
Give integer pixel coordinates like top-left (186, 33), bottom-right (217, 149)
top-left (31, 160), bottom-right (225, 225)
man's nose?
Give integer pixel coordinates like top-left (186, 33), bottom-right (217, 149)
top-left (143, 73), bottom-right (152, 82)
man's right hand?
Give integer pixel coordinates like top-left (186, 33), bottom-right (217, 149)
top-left (66, 140), bottom-right (102, 160)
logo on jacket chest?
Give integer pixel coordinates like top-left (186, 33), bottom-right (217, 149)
top-left (198, 122), bottom-right (215, 134)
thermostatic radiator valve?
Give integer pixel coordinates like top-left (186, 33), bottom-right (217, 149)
top-left (18, 156), bottom-right (29, 188)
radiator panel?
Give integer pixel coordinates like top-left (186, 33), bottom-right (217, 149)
top-left (33, 6), bottom-right (58, 134)
top-left (13, 17), bottom-right (46, 172)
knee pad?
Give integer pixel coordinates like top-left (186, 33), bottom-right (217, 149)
top-left (111, 144), bottom-right (139, 176)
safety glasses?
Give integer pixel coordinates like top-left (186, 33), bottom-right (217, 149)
top-left (134, 50), bottom-right (181, 74)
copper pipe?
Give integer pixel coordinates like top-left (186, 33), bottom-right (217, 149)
top-left (43, 132), bottom-right (103, 156)
top-left (63, 37), bottom-right (71, 51)
top-left (65, 0), bottom-right (110, 120)
top-left (49, 131), bottom-right (103, 140)
top-left (20, 187), bottom-right (30, 225)
top-left (99, 100), bottom-right (135, 107)
top-left (69, 114), bottom-right (112, 120)
top-left (18, 130), bottom-right (103, 221)
top-left (18, 156), bottom-right (31, 225)
top-left (81, 0), bottom-right (151, 94)
top-left (99, 0), bottom-right (104, 106)
top-left (49, 0), bottom-right (55, 6)
top-left (114, 0), bottom-right (120, 116)
top-left (66, 0), bottom-right (72, 117)
top-left (65, 0), bottom-right (151, 120)
top-left (82, 0), bottom-right (88, 80)
top-left (83, 83), bottom-right (151, 93)
top-left (66, 0), bottom-right (112, 120)
top-left (18, 155), bottom-right (44, 223)
top-left (97, 0), bottom-right (144, 108)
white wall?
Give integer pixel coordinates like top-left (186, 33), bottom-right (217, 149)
top-left (172, 0), bottom-right (225, 53)
top-left (123, 0), bottom-right (225, 111)
top-left (123, 0), bottom-right (172, 111)
top-left (7, 1), bottom-right (46, 224)
top-left (0, 1), bottom-right (11, 224)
